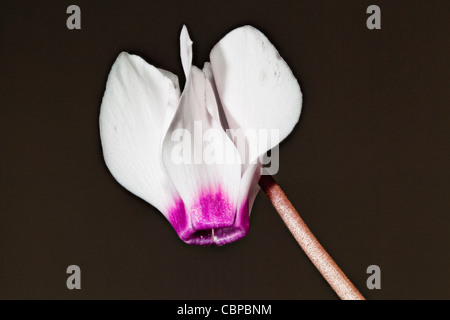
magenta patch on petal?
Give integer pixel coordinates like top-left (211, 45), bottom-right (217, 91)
top-left (167, 197), bottom-right (190, 241)
top-left (191, 189), bottom-right (235, 230)
top-left (167, 189), bottom-right (250, 246)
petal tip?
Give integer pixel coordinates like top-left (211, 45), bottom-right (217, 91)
top-left (180, 25), bottom-right (193, 46)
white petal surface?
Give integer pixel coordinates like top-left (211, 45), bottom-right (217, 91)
top-left (202, 62), bottom-right (229, 131)
top-left (162, 28), bottom-right (243, 244)
top-left (236, 163), bottom-right (262, 220)
top-left (210, 26), bottom-right (302, 164)
top-left (99, 52), bottom-right (180, 215)
top-left (162, 66), bottom-right (241, 229)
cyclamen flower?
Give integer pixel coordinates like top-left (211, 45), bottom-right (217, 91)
top-left (99, 26), bottom-right (302, 245)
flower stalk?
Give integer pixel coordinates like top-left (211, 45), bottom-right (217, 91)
top-left (259, 175), bottom-right (365, 300)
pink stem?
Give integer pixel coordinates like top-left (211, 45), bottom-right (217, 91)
top-left (259, 175), bottom-right (365, 300)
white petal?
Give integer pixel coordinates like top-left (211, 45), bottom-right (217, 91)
top-left (157, 68), bottom-right (182, 143)
top-left (205, 61), bottom-right (261, 231)
top-left (210, 26), bottom-right (302, 164)
top-left (163, 66), bottom-right (243, 244)
top-left (236, 163), bottom-right (262, 220)
top-left (180, 25), bottom-right (193, 79)
top-left (99, 52), bottom-right (181, 215)
top-left (202, 62), bottom-right (229, 130)
top-left (162, 29), bottom-right (244, 244)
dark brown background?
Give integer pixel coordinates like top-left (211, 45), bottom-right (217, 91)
top-left (1, 0), bottom-right (449, 300)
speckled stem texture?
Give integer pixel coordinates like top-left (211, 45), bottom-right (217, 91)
top-left (259, 175), bottom-right (365, 300)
